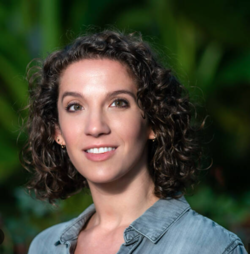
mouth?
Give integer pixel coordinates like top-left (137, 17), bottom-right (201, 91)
top-left (85, 147), bottom-right (117, 154)
top-left (84, 146), bottom-right (117, 162)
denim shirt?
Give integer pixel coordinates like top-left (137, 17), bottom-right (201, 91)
top-left (28, 196), bottom-right (247, 254)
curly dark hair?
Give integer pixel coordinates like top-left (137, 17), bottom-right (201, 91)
top-left (21, 30), bottom-right (203, 204)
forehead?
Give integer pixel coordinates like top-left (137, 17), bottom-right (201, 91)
top-left (59, 59), bottom-right (137, 93)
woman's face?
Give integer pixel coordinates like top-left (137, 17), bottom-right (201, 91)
top-left (56, 59), bottom-right (154, 185)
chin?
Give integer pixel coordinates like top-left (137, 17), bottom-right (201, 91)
top-left (86, 171), bottom-right (128, 186)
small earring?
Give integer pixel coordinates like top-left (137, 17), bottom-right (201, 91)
top-left (57, 137), bottom-right (65, 148)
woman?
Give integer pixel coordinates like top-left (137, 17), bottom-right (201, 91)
top-left (22, 30), bottom-right (247, 253)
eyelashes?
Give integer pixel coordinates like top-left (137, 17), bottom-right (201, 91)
top-left (65, 98), bottom-right (129, 112)
top-left (110, 99), bottom-right (129, 108)
top-left (66, 103), bottom-right (83, 112)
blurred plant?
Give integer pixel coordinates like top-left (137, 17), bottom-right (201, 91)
top-left (186, 184), bottom-right (250, 227)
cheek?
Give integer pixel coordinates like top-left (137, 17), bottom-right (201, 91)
top-left (113, 112), bottom-right (148, 143)
top-left (59, 117), bottom-right (83, 145)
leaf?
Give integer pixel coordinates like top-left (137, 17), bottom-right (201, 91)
top-left (196, 42), bottom-right (223, 94)
top-left (0, 55), bottom-right (27, 107)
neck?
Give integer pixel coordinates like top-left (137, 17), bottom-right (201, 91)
top-left (87, 167), bottom-right (159, 230)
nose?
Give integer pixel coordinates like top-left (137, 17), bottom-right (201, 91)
top-left (84, 109), bottom-right (111, 137)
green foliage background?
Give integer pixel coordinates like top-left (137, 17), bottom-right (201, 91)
top-left (0, 0), bottom-right (249, 253)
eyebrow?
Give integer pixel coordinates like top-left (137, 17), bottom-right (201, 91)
top-left (61, 91), bottom-right (82, 102)
top-left (61, 89), bottom-right (136, 102)
top-left (107, 90), bottom-right (136, 100)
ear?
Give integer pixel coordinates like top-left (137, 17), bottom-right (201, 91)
top-left (148, 127), bottom-right (156, 141)
top-left (54, 125), bottom-right (66, 146)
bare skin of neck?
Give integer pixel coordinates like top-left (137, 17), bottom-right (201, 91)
top-left (74, 164), bottom-right (159, 254)
top-left (89, 169), bottom-right (158, 230)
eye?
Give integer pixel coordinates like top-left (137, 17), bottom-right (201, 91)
top-left (66, 103), bottom-right (83, 112)
top-left (110, 99), bottom-right (129, 108)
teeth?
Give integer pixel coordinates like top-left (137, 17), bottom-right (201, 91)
top-left (86, 147), bottom-right (116, 154)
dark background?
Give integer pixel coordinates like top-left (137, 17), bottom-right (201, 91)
top-left (0, 0), bottom-right (250, 253)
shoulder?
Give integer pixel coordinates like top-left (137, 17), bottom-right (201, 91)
top-left (168, 208), bottom-right (246, 253)
top-left (27, 219), bottom-right (74, 254)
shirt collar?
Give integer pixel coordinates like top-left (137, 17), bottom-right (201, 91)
top-left (125, 196), bottom-right (190, 244)
top-left (55, 196), bottom-right (190, 245)
top-left (56, 203), bottom-right (96, 245)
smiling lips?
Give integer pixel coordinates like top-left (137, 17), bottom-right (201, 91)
top-left (84, 146), bottom-right (117, 162)
top-left (86, 147), bottom-right (116, 154)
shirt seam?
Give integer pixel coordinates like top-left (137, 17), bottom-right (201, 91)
top-left (222, 239), bottom-right (243, 254)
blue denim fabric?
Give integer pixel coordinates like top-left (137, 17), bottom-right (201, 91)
top-left (28, 196), bottom-right (248, 254)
